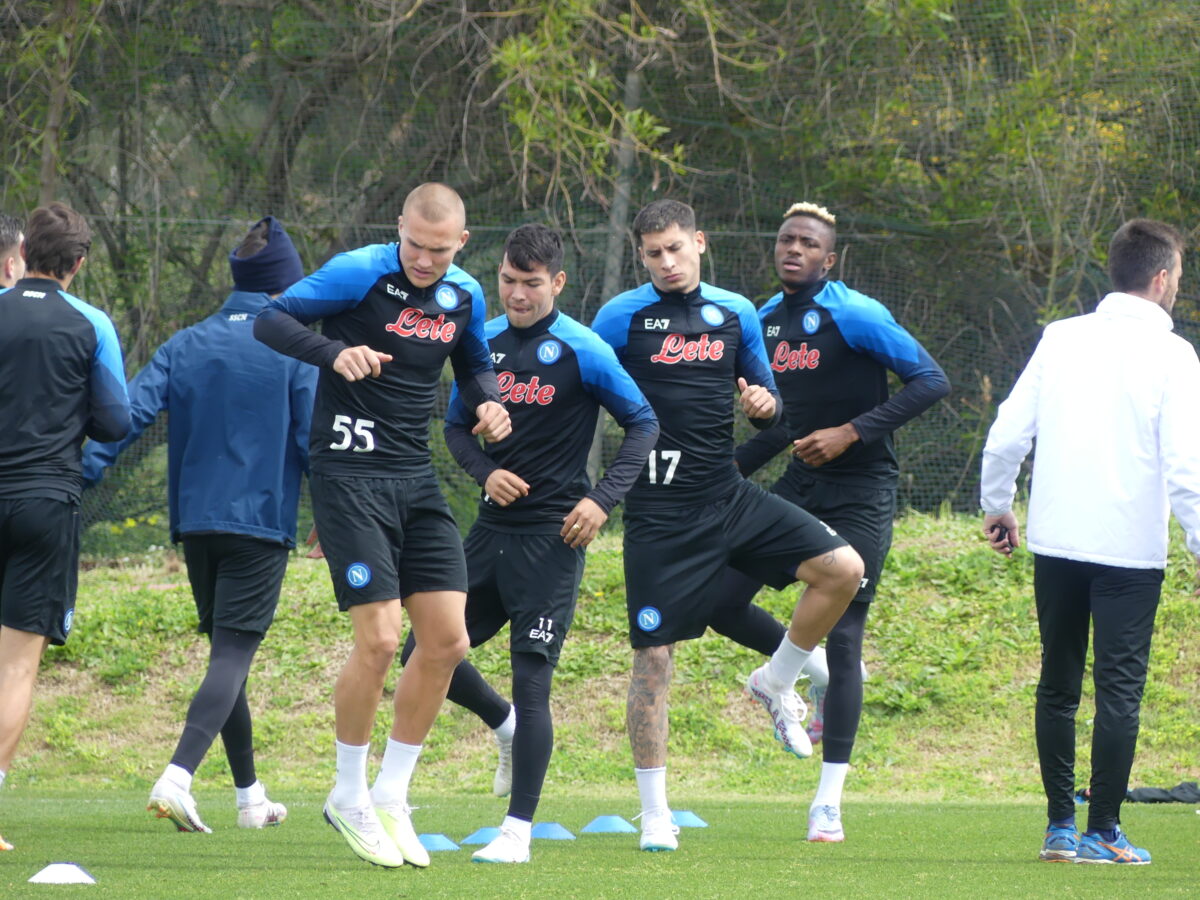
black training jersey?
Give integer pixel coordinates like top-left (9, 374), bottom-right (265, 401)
top-left (445, 309), bottom-right (658, 532)
top-left (0, 277), bottom-right (130, 502)
top-left (591, 281), bottom-right (781, 511)
top-left (735, 279), bottom-right (949, 487)
top-left (255, 244), bottom-right (499, 478)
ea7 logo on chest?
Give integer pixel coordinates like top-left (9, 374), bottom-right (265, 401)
top-left (649, 333), bottom-right (725, 365)
top-left (384, 307), bottom-right (457, 342)
top-left (498, 370), bottom-right (555, 405)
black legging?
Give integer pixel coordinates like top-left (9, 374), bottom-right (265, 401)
top-left (171, 626), bottom-right (263, 788)
top-left (822, 600), bottom-right (869, 764)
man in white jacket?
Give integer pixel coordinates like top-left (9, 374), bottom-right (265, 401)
top-left (981, 218), bottom-right (1200, 867)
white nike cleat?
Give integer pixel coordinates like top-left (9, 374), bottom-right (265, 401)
top-left (471, 826), bottom-right (531, 863)
top-left (638, 808), bottom-right (680, 852)
top-left (148, 779), bottom-right (212, 833)
top-left (374, 800), bottom-right (431, 868)
top-left (493, 731), bottom-right (514, 798)
top-left (323, 797), bottom-right (405, 868)
top-left (238, 796), bottom-right (288, 829)
top-left (807, 804), bottom-right (845, 842)
top-left (745, 664), bottom-right (812, 758)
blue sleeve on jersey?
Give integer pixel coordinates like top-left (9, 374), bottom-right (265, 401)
top-left (757, 291), bottom-right (785, 322)
top-left (446, 266), bottom-right (501, 409)
top-left (590, 286), bottom-right (657, 358)
top-left (59, 292), bottom-right (131, 443)
top-left (728, 297), bottom-right (782, 430)
top-left (817, 282), bottom-right (951, 443)
top-left (268, 244), bottom-right (394, 324)
top-left (82, 336), bottom-right (169, 485)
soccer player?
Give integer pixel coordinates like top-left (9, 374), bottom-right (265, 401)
top-left (982, 218), bottom-right (1200, 865)
top-left (724, 202), bottom-right (949, 841)
top-left (590, 199), bottom-right (864, 852)
top-left (399, 224), bottom-right (658, 863)
top-left (82, 217), bottom-right (315, 834)
top-left (254, 183), bottom-right (509, 869)
top-left (0, 204), bottom-right (130, 852)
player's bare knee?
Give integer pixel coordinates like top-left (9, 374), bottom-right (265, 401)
top-left (355, 628), bottom-right (401, 669)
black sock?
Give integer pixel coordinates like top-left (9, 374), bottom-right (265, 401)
top-left (822, 602), bottom-right (869, 764)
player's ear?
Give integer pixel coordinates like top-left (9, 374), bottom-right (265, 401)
top-left (396, 215), bottom-right (404, 237)
top-left (551, 269), bottom-right (567, 296)
top-left (458, 229), bottom-right (470, 251)
top-left (823, 250), bottom-right (837, 275)
top-left (695, 230), bottom-right (707, 254)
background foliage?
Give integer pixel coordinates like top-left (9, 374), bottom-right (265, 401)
top-left (3, 0), bottom-right (1200, 546)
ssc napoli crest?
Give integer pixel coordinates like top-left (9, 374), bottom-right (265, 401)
top-left (537, 339), bottom-right (562, 365)
top-left (700, 303), bottom-right (724, 327)
top-left (63, 608), bottom-right (75, 635)
top-left (435, 285), bottom-right (459, 310)
top-left (346, 562), bottom-right (372, 589)
top-left (636, 606), bottom-right (663, 632)
top-left (802, 310), bottom-right (821, 334)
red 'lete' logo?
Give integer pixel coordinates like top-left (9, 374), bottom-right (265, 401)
top-left (771, 340), bottom-right (820, 372)
top-left (384, 307), bottom-right (457, 343)
top-left (498, 371), bottom-right (556, 405)
top-left (650, 333), bottom-right (725, 364)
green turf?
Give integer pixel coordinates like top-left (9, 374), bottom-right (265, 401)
top-left (1, 793), bottom-right (1197, 898)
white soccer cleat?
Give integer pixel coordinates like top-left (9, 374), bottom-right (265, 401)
top-left (638, 808), bottom-right (680, 852)
top-left (374, 801), bottom-right (431, 868)
top-left (148, 779), bottom-right (212, 833)
top-left (238, 797), bottom-right (288, 829)
top-left (745, 664), bottom-right (812, 759)
top-left (0, 831), bottom-right (13, 851)
top-left (493, 731), bottom-right (514, 798)
top-left (807, 804), bottom-right (845, 842)
top-left (323, 796), bottom-right (405, 868)
top-left (471, 826), bottom-right (531, 864)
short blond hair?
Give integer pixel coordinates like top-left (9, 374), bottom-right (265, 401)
top-left (782, 201), bottom-right (836, 225)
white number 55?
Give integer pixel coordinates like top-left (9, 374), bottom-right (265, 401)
top-left (330, 415), bottom-right (376, 452)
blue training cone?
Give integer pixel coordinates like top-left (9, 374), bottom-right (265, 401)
top-left (418, 833), bottom-right (460, 852)
top-left (671, 810), bottom-right (708, 828)
top-left (461, 826), bottom-right (502, 845)
top-left (531, 822), bottom-right (575, 840)
top-left (581, 815), bottom-right (639, 834)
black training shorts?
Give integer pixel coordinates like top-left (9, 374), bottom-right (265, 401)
top-left (774, 470), bottom-right (896, 603)
top-left (623, 479), bottom-right (847, 648)
top-left (0, 497), bottom-right (80, 645)
top-left (310, 474), bottom-right (467, 610)
top-left (181, 533), bottom-right (290, 635)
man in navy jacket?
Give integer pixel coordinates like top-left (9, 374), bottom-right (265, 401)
top-left (83, 216), bottom-right (316, 834)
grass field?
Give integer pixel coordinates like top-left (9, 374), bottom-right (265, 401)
top-left (3, 793), bottom-right (1198, 898)
top-left (3, 511), bottom-right (1199, 894)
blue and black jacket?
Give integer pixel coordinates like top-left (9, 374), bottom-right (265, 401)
top-left (0, 277), bottom-right (130, 503)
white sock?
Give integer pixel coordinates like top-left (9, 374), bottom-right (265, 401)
top-left (502, 814), bottom-right (532, 843)
top-left (0, 769), bottom-right (6, 789)
top-left (635, 766), bottom-right (669, 815)
top-left (766, 636), bottom-right (812, 688)
top-left (371, 738), bottom-right (421, 807)
top-left (331, 740), bottom-right (371, 809)
top-left (812, 762), bottom-right (850, 808)
top-left (235, 780), bottom-right (266, 809)
top-left (800, 645), bottom-right (829, 688)
top-left (494, 706), bottom-right (516, 743)
top-left (162, 763), bottom-right (193, 792)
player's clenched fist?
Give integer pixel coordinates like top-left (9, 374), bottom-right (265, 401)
top-left (484, 468), bottom-right (529, 507)
top-left (333, 345), bottom-right (393, 381)
top-left (473, 400), bottom-right (512, 443)
top-left (737, 377), bottom-right (776, 420)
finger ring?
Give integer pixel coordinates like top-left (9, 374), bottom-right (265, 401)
top-left (571, 523), bottom-right (581, 530)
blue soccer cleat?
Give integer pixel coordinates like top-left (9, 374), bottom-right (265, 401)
top-left (1038, 823), bottom-right (1078, 861)
top-left (1075, 827), bottom-right (1150, 865)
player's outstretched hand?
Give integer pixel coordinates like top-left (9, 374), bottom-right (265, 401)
top-left (561, 497), bottom-right (607, 548)
top-left (473, 401), bottom-right (512, 443)
top-left (792, 423), bottom-right (859, 466)
top-left (981, 511), bottom-right (1020, 557)
top-left (737, 377), bottom-right (776, 420)
top-left (484, 469), bottom-right (529, 507)
top-left (304, 525), bottom-right (325, 559)
top-left (333, 345), bottom-right (393, 381)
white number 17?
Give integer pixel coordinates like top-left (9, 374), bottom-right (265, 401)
top-left (647, 449), bottom-right (681, 485)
